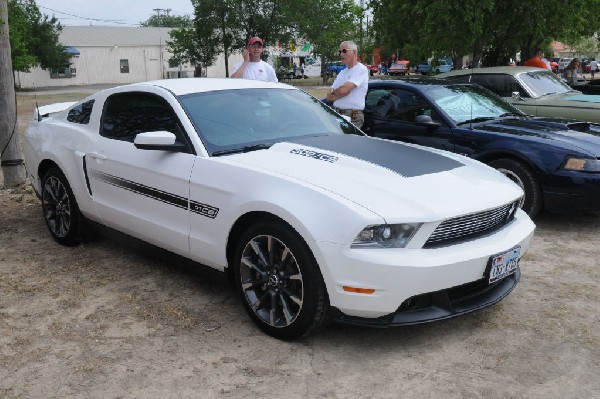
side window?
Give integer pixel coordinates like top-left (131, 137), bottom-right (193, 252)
top-left (365, 89), bottom-right (394, 118)
top-left (469, 75), bottom-right (529, 98)
top-left (365, 88), bottom-right (440, 123)
top-left (101, 92), bottom-right (184, 143)
top-left (444, 75), bottom-right (471, 84)
top-left (67, 99), bottom-right (95, 124)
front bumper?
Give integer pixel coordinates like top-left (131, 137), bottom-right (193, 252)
top-left (542, 171), bottom-right (600, 213)
top-left (313, 210), bottom-right (535, 320)
top-left (334, 268), bottom-right (520, 327)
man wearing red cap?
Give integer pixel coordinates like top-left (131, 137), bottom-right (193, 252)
top-left (231, 37), bottom-right (278, 82)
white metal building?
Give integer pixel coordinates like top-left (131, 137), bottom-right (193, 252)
top-left (15, 26), bottom-right (244, 89)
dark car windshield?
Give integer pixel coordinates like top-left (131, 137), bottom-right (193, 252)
top-left (178, 88), bottom-right (361, 155)
top-left (518, 70), bottom-right (573, 97)
top-left (425, 84), bottom-right (524, 124)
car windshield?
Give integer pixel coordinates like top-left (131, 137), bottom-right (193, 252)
top-left (518, 70), bottom-right (573, 97)
top-left (426, 84), bottom-right (523, 124)
top-left (178, 88), bottom-right (361, 156)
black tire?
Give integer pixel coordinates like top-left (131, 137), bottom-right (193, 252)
top-left (233, 219), bottom-right (331, 340)
top-left (489, 158), bottom-right (543, 217)
top-left (41, 167), bottom-right (90, 246)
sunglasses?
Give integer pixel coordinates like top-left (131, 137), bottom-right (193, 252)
top-left (339, 49), bottom-right (354, 54)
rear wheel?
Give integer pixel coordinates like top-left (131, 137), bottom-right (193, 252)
top-left (41, 167), bottom-right (91, 246)
top-left (234, 219), bottom-right (331, 340)
top-left (489, 159), bottom-right (542, 217)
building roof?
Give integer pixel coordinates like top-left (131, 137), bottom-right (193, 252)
top-left (59, 26), bottom-right (173, 47)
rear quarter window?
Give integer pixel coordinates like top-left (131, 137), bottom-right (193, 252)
top-left (67, 100), bottom-right (95, 124)
top-left (445, 74), bottom-right (528, 98)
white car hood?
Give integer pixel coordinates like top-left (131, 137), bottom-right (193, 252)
top-left (226, 135), bottom-right (522, 222)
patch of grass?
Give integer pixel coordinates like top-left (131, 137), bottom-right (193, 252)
top-left (124, 294), bottom-right (196, 329)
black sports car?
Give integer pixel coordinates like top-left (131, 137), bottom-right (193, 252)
top-left (362, 79), bottom-right (600, 217)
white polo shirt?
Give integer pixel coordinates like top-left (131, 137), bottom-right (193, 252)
top-left (331, 63), bottom-right (369, 110)
top-left (232, 60), bottom-right (278, 82)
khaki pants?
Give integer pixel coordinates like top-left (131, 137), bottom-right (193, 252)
top-left (334, 108), bottom-right (364, 129)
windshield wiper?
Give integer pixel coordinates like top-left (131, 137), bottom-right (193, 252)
top-left (212, 144), bottom-right (272, 156)
top-left (457, 117), bottom-right (496, 125)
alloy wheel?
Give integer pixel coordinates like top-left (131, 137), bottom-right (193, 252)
top-left (239, 234), bottom-right (303, 328)
top-left (42, 176), bottom-right (72, 238)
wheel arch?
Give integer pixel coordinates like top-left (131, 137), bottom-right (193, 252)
top-left (477, 150), bottom-right (539, 173)
top-left (38, 159), bottom-right (61, 184)
top-left (224, 211), bottom-right (311, 284)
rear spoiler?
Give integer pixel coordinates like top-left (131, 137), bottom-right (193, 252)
top-left (33, 101), bottom-right (78, 121)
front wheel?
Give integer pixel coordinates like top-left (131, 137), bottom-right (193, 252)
top-left (233, 219), bottom-right (331, 340)
top-left (41, 167), bottom-right (91, 246)
top-left (489, 158), bottom-right (543, 217)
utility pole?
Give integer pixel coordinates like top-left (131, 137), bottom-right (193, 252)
top-left (153, 8), bottom-right (171, 79)
top-left (0, 0), bottom-right (26, 187)
top-left (152, 8), bottom-right (171, 26)
top-left (359, 0), bottom-right (364, 62)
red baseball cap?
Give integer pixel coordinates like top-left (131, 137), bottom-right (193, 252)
top-left (248, 37), bottom-right (264, 46)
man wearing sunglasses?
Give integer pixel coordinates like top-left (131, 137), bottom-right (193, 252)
top-left (326, 40), bottom-right (369, 128)
top-left (231, 37), bottom-right (278, 82)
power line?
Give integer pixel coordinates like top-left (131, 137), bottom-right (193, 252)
top-left (38, 5), bottom-right (143, 25)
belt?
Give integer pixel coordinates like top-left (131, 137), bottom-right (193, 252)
top-left (334, 108), bottom-right (363, 118)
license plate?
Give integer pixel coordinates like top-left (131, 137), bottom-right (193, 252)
top-left (488, 246), bottom-right (521, 284)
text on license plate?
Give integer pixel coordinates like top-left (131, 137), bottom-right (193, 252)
top-left (489, 246), bottom-right (521, 284)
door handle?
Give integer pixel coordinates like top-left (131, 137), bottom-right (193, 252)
top-left (88, 152), bottom-right (107, 160)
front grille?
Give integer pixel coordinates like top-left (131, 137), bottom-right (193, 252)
top-left (424, 200), bottom-right (519, 248)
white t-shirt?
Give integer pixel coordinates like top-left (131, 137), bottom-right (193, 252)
top-left (232, 60), bottom-right (278, 82)
top-left (331, 63), bottom-right (369, 110)
top-left (541, 57), bottom-right (552, 70)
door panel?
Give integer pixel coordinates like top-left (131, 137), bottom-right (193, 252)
top-left (88, 91), bottom-right (195, 256)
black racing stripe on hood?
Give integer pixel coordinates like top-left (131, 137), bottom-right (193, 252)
top-left (290, 135), bottom-right (463, 177)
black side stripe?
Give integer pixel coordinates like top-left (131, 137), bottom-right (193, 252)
top-left (90, 170), bottom-right (219, 219)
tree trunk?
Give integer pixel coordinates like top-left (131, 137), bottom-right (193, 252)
top-left (0, 0), bottom-right (26, 187)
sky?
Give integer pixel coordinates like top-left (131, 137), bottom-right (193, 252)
top-left (36, 0), bottom-right (196, 26)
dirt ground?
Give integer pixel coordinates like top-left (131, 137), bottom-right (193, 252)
top-left (1, 89), bottom-right (599, 398)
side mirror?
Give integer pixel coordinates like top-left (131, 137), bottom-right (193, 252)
top-left (415, 114), bottom-right (439, 127)
top-left (134, 131), bottom-right (186, 151)
top-left (511, 91), bottom-right (523, 100)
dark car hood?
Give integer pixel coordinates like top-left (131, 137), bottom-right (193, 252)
top-left (472, 117), bottom-right (600, 156)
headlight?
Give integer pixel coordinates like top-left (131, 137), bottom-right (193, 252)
top-left (563, 157), bottom-right (600, 172)
top-left (351, 223), bottom-right (422, 248)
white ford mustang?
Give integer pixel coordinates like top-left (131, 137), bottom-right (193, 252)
top-left (24, 78), bottom-right (535, 340)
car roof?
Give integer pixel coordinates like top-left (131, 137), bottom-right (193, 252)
top-left (112, 78), bottom-right (293, 96)
top-left (437, 66), bottom-right (547, 78)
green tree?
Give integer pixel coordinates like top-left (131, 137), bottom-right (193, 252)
top-left (287, 0), bottom-right (360, 83)
top-left (167, 24), bottom-right (219, 76)
top-left (564, 36), bottom-right (600, 60)
top-left (8, 0), bottom-right (69, 72)
top-left (141, 14), bottom-right (191, 28)
top-left (197, 0), bottom-right (244, 77)
top-left (371, 0), bottom-right (600, 68)
top-left (168, 0), bottom-right (363, 78)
